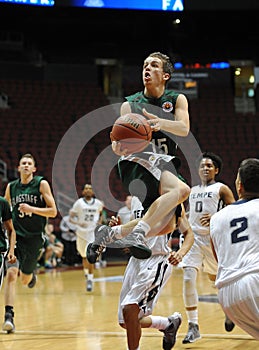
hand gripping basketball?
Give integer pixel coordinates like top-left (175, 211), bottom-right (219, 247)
top-left (110, 113), bottom-right (152, 155)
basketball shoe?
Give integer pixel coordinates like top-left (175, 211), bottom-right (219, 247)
top-left (2, 310), bottom-right (15, 333)
top-left (28, 271), bottom-right (37, 288)
top-left (225, 315), bottom-right (235, 332)
top-left (86, 280), bottom-right (93, 292)
top-left (161, 312), bottom-right (182, 350)
top-left (182, 322), bottom-right (201, 343)
top-left (86, 225), bottom-right (152, 264)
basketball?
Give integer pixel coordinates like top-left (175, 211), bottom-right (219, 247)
top-left (110, 113), bottom-right (152, 154)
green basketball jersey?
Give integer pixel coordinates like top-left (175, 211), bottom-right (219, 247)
top-left (126, 89), bottom-right (179, 116)
top-left (0, 196), bottom-right (12, 252)
top-left (125, 90), bottom-right (180, 156)
top-left (9, 176), bottom-right (47, 237)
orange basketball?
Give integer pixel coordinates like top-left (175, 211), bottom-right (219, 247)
top-left (110, 113), bottom-right (152, 154)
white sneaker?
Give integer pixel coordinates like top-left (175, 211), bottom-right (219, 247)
top-left (2, 312), bottom-right (15, 333)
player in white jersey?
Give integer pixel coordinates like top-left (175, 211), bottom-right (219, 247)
top-left (114, 195), bottom-right (194, 350)
top-left (210, 158), bottom-right (259, 340)
top-left (69, 184), bottom-right (103, 292)
top-left (181, 152), bottom-right (236, 343)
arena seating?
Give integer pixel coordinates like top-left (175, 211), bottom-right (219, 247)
top-left (1, 78), bottom-right (258, 228)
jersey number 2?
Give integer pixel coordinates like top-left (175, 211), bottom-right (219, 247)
top-left (230, 217), bottom-right (248, 243)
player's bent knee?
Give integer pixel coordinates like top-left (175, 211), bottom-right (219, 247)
top-left (123, 304), bottom-right (139, 324)
top-left (6, 268), bottom-right (18, 283)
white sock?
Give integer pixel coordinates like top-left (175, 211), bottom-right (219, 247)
top-left (133, 220), bottom-right (151, 237)
top-left (186, 309), bottom-right (198, 324)
top-left (149, 315), bottom-right (169, 330)
top-left (88, 273), bottom-right (93, 282)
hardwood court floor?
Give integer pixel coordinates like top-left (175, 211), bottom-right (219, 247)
top-left (0, 263), bottom-right (257, 350)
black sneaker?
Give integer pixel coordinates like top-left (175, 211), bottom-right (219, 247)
top-left (28, 271), bottom-right (37, 288)
top-left (2, 311), bottom-right (15, 333)
top-left (87, 243), bottom-right (106, 264)
top-left (225, 315), bottom-right (235, 332)
top-left (86, 225), bottom-right (117, 264)
top-left (161, 312), bottom-right (182, 350)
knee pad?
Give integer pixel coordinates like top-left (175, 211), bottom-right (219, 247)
top-left (183, 267), bottom-right (198, 308)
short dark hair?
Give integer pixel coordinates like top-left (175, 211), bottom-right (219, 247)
top-left (148, 52), bottom-right (174, 78)
top-left (82, 183), bottom-right (92, 190)
top-left (197, 151), bottom-right (223, 174)
top-left (238, 158), bottom-right (259, 193)
top-left (19, 153), bottom-right (36, 166)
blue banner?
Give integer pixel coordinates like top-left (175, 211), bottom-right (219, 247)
top-left (71, 0), bottom-right (184, 11)
top-left (0, 0), bottom-right (54, 5)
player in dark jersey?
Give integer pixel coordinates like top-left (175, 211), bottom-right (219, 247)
top-left (0, 196), bottom-right (16, 290)
top-left (87, 52), bottom-right (190, 264)
top-left (2, 153), bottom-right (57, 333)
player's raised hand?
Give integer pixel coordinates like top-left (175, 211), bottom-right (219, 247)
top-left (142, 108), bottom-right (161, 131)
top-left (111, 141), bottom-right (128, 156)
top-left (109, 215), bottom-right (121, 227)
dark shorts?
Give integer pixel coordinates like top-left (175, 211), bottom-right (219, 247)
top-left (118, 160), bottom-right (160, 213)
top-left (6, 234), bottom-right (45, 275)
top-left (117, 152), bottom-right (180, 213)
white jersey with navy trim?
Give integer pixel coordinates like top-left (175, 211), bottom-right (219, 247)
top-left (210, 198), bottom-right (259, 289)
top-left (189, 182), bottom-right (225, 236)
top-left (118, 195), bottom-right (173, 324)
top-left (71, 197), bottom-right (103, 241)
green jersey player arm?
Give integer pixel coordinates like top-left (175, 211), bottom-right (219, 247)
top-left (18, 180), bottom-right (57, 218)
top-left (120, 95), bottom-right (190, 137)
top-left (120, 100), bottom-right (131, 115)
top-left (4, 218), bottom-right (17, 264)
top-left (143, 94), bottom-right (190, 136)
top-left (4, 183), bottom-right (11, 203)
